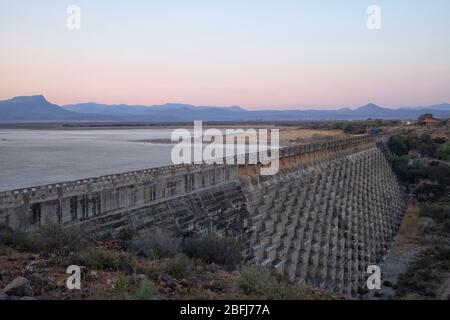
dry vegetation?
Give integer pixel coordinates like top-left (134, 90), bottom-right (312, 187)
top-left (379, 126), bottom-right (450, 300)
top-left (0, 225), bottom-right (339, 300)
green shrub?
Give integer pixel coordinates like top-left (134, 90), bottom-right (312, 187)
top-left (414, 183), bottom-right (447, 202)
top-left (131, 231), bottom-right (180, 259)
top-left (73, 247), bottom-right (121, 270)
top-left (389, 136), bottom-right (410, 156)
top-left (437, 143), bottom-right (450, 161)
top-left (420, 203), bottom-right (450, 224)
top-left (328, 122), bottom-right (345, 131)
top-left (183, 235), bottom-right (242, 271)
top-left (109, 274), bottom-right (133, 300)
top-left (237, 266), bottom-right (308, 300)
top-left (405, 133), bottom-right (438, 158)
top-left (238, 266), bottom-right (274, 297)
top-left (108, 274), bottom-right (157, 300)
top-left (392, 156), bottom-right (426, 183)
top-left (425, 161), bottom-right (450, 186)
top-left (117, 228), bottom-right (136, 245)
top-left (166, 253), bottom-right (191, 278)
top-left (136, 278), bottom-right (158, 300)
top-left (0, 224), bottom-right (73, 256)
top-left (0, 224), bottom-right (14, 246)
top-left (136, 263), bottom-right (165, 281)
top-left (342, 122), bottom-right (367, 134)
top-left (24, 223), bottom-right (85, 260)
top-left (396, 245), bottom-right (450, 298)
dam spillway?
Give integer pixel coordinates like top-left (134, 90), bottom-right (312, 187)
top-left (0, 135), bottom-right (407, 296)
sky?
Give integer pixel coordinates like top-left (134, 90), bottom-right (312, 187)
top-left (0, 0), bottom-right (449, 110)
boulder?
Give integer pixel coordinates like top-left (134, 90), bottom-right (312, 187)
top-left (23, 261), bottom-right (38, 275)
top-left (28, 273), bottom-right (57, 294)
top-left (2, 277), bottom-right (34, 297)
top-left (419, 217), bottom-right (436, 235)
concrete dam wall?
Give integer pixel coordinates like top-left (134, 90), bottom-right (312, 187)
top-left (0, 135), bottom-right (406, 295)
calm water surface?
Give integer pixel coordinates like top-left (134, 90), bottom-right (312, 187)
top-left (0, 129), bottom-right (177, 191)
top-left (0, 128), bottom-right (261, 191)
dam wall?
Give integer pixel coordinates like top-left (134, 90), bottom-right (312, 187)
top-left (244, 146), bottom-right (406, 295)
top-left (0, 134), bottom-right (377, 234)
top-left (0, 134), bottom-right (406, 295)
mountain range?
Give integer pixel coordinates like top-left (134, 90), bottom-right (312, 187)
top-left (0, 95), bottom-right (449, 123)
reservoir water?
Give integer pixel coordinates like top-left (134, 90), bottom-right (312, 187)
top-left (0, 129), bottom-right (182, 191)
top-left (0, 128), bottom-right (266, 191)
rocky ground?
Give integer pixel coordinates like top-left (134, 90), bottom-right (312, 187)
top-left (364, 206), bottom-right (425, 299)
top-left (0, 236), bottom-right (339, 301)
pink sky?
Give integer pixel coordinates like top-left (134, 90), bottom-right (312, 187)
top-left (1, 1), bottom-right (449, 110)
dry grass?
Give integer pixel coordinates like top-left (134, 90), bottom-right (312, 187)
top-left (278, 128), bottom-right (346, 146)
top-left (396, 205), bottom-right (420, 246)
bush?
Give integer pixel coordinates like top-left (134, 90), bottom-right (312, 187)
top-left (389, 136), bottom-right (410, 156)
top-left (342, 123), bottom-right (367, 134)
top-left (109, 274), bottom-right (134, 300)
top-left (0, 224), bottom-right (14, 246)
top-left (238, 267), bottom-right (274, 297)
top-left (108, 274), bottom-right (157, 300)
top-left (420, 203), bottom-right (450, 224)
top-left (414, 183), bottom-right (447, 202)
top-left (425, 161), bottom-right (450, 186)
top-left (437, 143), bottom-right (450, 161)
top-left (396, 245), bottom-right (450, 298)
top-left (166, 253), bottom-right (191, 278)
top-left (72, 247), bottom-right (121, 270)
top-left (71, 247), bottom-right (138, 273)
top-left (183, 235), bottom-right (242, 271)
top-left (392, 156), bottom-right (426, 183)
top-left (136, 263), bottom-right (165, 281)
top-left (136, 278), bottom-right (158, 300)
top-left (2, 223), bottom-right (108, 263)
top-left (237, 266), bottom-right (309, 300)
top-left (27, 223), bottom-right (85, 260)
top-left (131, 231), bottom-right (180, 259)
top-left (0, 224), bottom-right (40, 251)
top-left (117, 228), bottom-right (136, 247)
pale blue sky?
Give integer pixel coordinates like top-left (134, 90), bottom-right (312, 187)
top-left (0, 0), bottom-right (449, 109)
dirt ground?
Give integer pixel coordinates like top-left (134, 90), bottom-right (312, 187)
top-left (365, 205), bottom-right (425, 300)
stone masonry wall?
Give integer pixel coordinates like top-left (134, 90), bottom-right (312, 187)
top-left (244, 147), bottom-right (406, 296)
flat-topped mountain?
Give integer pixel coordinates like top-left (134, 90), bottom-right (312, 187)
top-left (0, 95), bottom-right (115, 122)
top-left (1, 95), bottom-right (449, 122)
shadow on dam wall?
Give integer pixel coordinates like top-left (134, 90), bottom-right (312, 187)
top-left (0, 134), bottom-right (407, 296)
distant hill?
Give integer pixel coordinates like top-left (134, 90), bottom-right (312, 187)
top-left (63, 102), bottom-right (248, 121)
top-left (0, 96), bottom-right (116, 122)
top-left (0, 95), bottom-right (449, 122)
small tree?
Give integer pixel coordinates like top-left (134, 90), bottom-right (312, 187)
top-left (389, 136), bottom-right (409, 156)
top-left (437, 143), bottom-right (450, 161)
top-left (183, 235), bottom-right (242, 271)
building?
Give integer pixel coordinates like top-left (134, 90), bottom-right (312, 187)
top-left (423, 115), bottom-right (442, 126)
